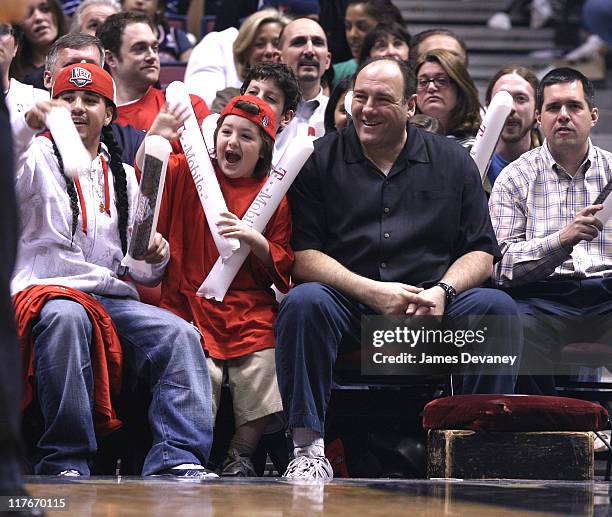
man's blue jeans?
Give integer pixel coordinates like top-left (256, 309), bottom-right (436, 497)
top-left (583, 0), bottom-right (612, 46)
top-left (31, 295), bottom-right (213, 476)
top-left (509, 278), bottom-right (612, 395)
top-left (275, 283), bottom-right (521, 436)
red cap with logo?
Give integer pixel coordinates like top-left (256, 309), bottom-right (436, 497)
top-left (219, 94), bottom-right (277, 141)
top-left (52, 63), bottom-right (117, 117)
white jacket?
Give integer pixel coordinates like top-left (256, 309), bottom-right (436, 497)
top-left (6, 78), bottom-right (50, 121)
top-left (184, 27), bottom-right (241, 106)
top-left (11, 120), bottom-right (167, 298)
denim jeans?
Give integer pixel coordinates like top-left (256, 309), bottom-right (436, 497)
top-left (32, 295), bottom-right (213, 475)
top-left (509, 278), bottom-right (612, 395)
top-left (275, 282), bottom-right (521, 436)
top-left (583, 0), bottom-right (612, 46)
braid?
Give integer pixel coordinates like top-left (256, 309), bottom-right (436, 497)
top-left (52, 138), bottom-right (80, 244)
top-left (102, 125), bottom-right (129, 254)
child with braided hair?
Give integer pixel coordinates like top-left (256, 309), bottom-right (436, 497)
top-left (11, 62), bottom-right (216, 479)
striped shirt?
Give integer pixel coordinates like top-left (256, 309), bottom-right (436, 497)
top-left (489, 139), bottom-right (612, 287)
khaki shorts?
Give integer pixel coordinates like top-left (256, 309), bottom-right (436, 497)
top-left (207, 347), bottom-right (283, 428)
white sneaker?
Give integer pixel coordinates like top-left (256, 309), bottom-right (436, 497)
top-left (283, 455), bottom-right (333, 481)
top-left (593, 431), bottom-right (611, 453)
top-left (488, 12), bottom-right (512, 31)
top-left (58, 469), bottom-right (81, 477)
top-left (565, 35), bottom-right (605, 62)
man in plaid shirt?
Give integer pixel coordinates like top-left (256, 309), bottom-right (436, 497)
top-left (489, 67), bottom-right (612, 394)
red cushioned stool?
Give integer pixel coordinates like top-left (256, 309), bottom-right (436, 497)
top-left (423, 394), bottom-right (609, 480)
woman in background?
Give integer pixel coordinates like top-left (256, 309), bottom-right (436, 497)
top-left (414, 49), bottom-right (481, 148)
top-left (324, 75), bottom-right (352, 134)
top-left (333, 0), bottom-right (403, 86)
top-left (185, 9), bottom-right (289, 107)
top-left (358, 22), bottom-right (410, 64)
top-left (11, 0), bottom-right (67, 88)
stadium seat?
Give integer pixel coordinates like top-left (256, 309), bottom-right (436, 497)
top-left (200, 15), bottom-right (216, 37)
top-left (159, 61), bottom-right (187, 90)
top-left (166, 14), bottom-right (187, 32)
top-left (423, 394), bottom-right (610, 480)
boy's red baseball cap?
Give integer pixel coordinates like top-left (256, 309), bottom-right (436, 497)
top-left (219, 95), bottom-right (277, 141)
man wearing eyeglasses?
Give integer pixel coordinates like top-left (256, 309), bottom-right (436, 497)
top-left (97, 11), bottom-right (210, 132)
top-left (275, 56), bottom-right (522, 481)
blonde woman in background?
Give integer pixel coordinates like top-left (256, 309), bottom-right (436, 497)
top-left (185, 8), bottom-right (290, 106)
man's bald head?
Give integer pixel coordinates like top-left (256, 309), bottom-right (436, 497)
top-left (351, 57), bottom-right (417, 153)
top-left (280, 18), bottom-right (330, 87)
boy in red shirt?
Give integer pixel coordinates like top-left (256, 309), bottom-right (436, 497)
top-left (147, 95), bottom-right (293, 476)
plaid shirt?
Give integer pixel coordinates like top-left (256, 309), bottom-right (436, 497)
top-left (489, 139), bottom-right (612, 287)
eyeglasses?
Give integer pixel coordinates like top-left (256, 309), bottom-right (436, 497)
top-left (0, 25), bottom-right (14, 37)
top-left (416, 76), bottom-right (452, 91)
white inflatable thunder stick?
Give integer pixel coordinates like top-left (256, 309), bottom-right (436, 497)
top-left (165, 81), bottom-right (240, 260)
top-left (45, 106), bottom-right (92, 178)
top-left (344, 90), bottom-right (353, 117)
top-left (201, 112), bottom-right (219, 153)
top-left (122, 135), bottom-right (172, 276)
top-left (197, 135), bottom-right (315, 301)
top-left (594, 180), bottom-right (612, 224)
top-left (470, 90), bottom-right (514, 183)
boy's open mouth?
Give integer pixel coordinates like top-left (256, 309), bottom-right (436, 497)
top-left (225, 151), bottom-right (241, 163)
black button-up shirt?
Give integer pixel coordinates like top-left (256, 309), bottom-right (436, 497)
top-left (289, 124), bottom-right (501, 288)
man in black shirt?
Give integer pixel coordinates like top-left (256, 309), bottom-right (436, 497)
top-left (276, 57), bottom-right (522, 481)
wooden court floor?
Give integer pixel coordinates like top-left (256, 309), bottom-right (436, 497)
top-left (24, 477), bottom-right (612, 516)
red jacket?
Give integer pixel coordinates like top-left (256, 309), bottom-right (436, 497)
top-left (116, 86), bottom-right (210, 132)
top-left (14, 285), bottom-right (123, 436)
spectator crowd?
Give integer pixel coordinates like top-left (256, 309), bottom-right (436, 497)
top-left (0, 0), bottom-right (610, 484)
